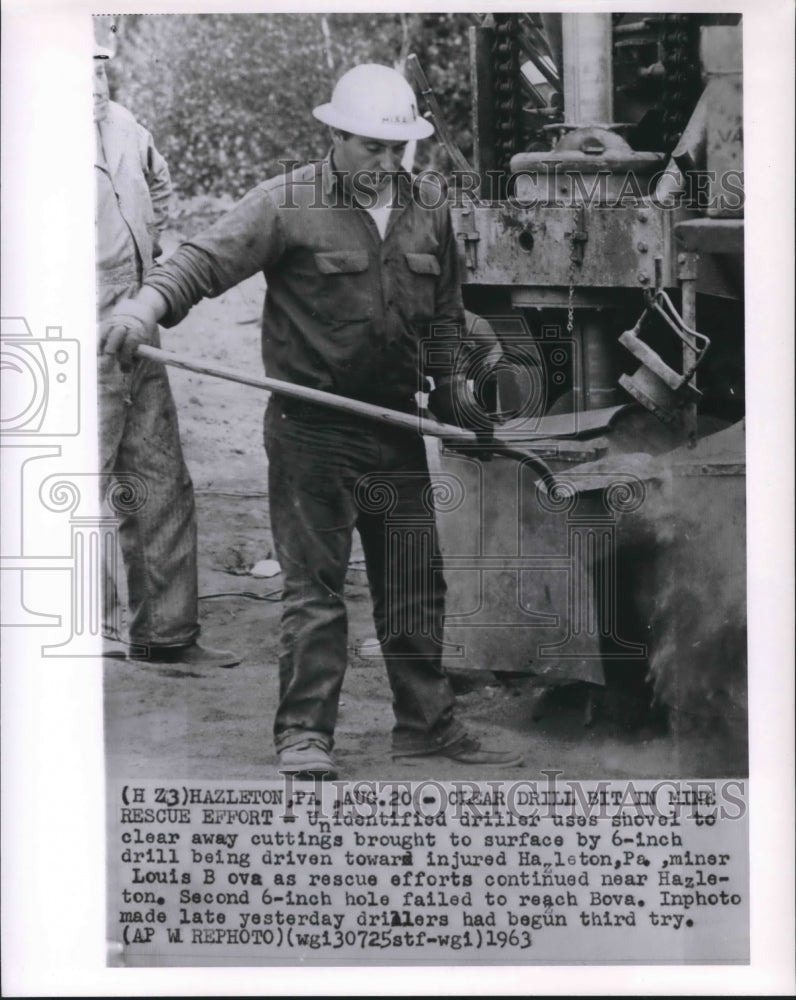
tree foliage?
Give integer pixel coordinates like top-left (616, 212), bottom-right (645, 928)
top-left (109, 13), bottom-right (473, 199)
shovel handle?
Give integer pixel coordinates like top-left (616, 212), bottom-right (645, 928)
top-left (136, 344), bottom-right (555, 487)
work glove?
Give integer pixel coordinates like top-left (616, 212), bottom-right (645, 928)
top-left (428, 374), bottom-right (498, 462)
top-left (98, 298), bottom-right (158, 373)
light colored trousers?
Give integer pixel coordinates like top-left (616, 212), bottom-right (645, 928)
top-left (98, 279), bottom-right (199, 647)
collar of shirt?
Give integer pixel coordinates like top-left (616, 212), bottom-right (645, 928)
top-left (321, 151), bottom-right (414, 211)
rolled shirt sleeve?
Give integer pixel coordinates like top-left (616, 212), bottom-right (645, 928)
top-left (144, 185), bottom-right (286, 326)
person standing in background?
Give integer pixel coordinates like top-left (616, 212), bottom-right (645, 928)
top-left (94, 46), bottom-right (239, 668)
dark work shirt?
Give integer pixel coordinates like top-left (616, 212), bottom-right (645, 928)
top-left (145, 156), bottom-right (466, 405)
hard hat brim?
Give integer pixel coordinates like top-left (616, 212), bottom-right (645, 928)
top-left (313, 103), bottom-right (434, 142)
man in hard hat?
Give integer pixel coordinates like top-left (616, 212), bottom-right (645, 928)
top-left (100, 63), bottom-right (522, 777)
top-left (94, 47), bottom-right (239, 667)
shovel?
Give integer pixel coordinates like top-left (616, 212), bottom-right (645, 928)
top-left (136, 344), bottom-right (555, 488)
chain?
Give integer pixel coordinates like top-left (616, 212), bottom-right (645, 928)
top-left (566, 209), bottom-right (581, 334)
top-left (566, 254), bottom-right (575, 334)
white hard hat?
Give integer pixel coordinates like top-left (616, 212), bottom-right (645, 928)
top-left (313, 63), bottom-right (434, 142)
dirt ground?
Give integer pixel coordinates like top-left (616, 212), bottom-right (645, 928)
top-left (104, 222), bottom-right (747, 782)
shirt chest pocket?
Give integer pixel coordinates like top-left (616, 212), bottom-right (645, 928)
top-left (312, 250), bottom-right (372, 324)
top-left (404, 252), bottom-right (440, 318)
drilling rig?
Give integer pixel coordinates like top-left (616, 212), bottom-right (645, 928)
top-left (425, 13), bottom-right (745, 733)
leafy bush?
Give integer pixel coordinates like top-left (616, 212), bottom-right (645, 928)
top-left (108, 13), bottom-right (473, 200)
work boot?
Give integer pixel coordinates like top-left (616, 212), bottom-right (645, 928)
top-left (278, 739), bottom-right (338, 781)
top-left (140, 642), bottom-right (241, 669)
top-left (394, 734), bottom-right (524, 767)
top-left (102, 636), bottom-right (131, 659)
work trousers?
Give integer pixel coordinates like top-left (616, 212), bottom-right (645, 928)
top-left (98, 278), bottom-right (199, 647)
top-left (264, 395), bottom-right (464, 754)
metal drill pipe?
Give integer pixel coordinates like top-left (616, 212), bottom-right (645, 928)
top-left (136, 343), bottom-right (555, 487)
